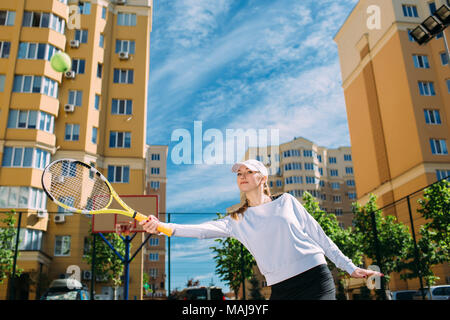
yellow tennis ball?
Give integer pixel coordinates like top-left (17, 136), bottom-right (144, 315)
top-left (50, 51), bottom-right (72, 72)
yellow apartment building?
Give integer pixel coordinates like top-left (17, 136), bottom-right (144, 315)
top-left (0, 0), bottom-right (153, 299)
top-left (334, 0), bottom-right (450, 291)
top-left (143, 144), bottom-right (168, 298)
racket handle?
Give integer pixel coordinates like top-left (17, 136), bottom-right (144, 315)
top-left (134, 212), bottom-right (173, 237)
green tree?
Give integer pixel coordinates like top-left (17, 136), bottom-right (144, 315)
top-left (397, 180), bottom-right (450, 299)
top-left (0, 211), bottom-right (23, 284)
top-left (417, 179), bottom-right (449, 262)
top-left (210, 213), bottom-right (256, 300)
top-left (83, 226), bottom-right (127, 299)
top-left (352, 194), bottom-right (413, 299)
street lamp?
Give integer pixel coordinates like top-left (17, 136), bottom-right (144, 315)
top-left (410, 4), bottom-right (450, 66)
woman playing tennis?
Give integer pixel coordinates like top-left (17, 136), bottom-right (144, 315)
top-left (140, 159), bottom-right (383, 300)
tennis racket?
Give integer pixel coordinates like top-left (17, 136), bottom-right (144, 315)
top-left (41, 158), bottom-right (173, 236)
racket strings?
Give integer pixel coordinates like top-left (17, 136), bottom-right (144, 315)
top-left (43, 161), bottom-right (111, 211)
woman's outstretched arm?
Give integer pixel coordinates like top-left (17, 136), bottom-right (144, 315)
top-left (139, 215), bottom-right (232, 239)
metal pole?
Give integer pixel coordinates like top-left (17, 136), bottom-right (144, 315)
top-left (240, 243), bottom-right (246, 300)
top-left (90, 233), bottom-right (96, 300)
top-left (406, 196), bottom-right (426, 300)
top-left (168, 213), bottom-right (171, 298)
top-left (124, 236), bottom-right (130, 300)
top-left (369, 209), bottom-right (385, 300)
top-left (10, 211), bottom-right (22, 300)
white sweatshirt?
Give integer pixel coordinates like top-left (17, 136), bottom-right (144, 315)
top-left (160, 193), bottom-right (358, 286)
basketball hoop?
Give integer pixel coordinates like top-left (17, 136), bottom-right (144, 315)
top-left (115, 222), bottom-right (133, 236)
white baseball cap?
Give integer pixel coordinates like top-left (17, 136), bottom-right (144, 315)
top-left (231, 159), bottom-right (268, 177)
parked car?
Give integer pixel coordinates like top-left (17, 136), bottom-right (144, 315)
top-left (390, 290), bottom-right (417, 300)
top-left (412, 285), bottom-right (450, 300)
top-left (179, 286), bottom-right (225, 300)
top-left (41, 279), bottom-right (90, 300)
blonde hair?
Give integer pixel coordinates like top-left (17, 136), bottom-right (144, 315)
top-left (229, 174), bottom-right (272, 220)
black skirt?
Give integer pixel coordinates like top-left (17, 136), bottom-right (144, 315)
top-left (269, 264), bottom-right (336, 300)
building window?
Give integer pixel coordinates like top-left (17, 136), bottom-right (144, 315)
top-left (94, 94), bottom-right (100, 110)
top-left (78, 2), bottom-right (91, 15)
top-left (151, 153), bottom-right (160, 161)
top-left (0, 41), bottom-right (10, 58)
top-left (102, 6), bottom-right (107, 19)
top-left (348, 192), bottom-right (357, 200)
top-left (0, 10), bottom-right (16, 26)
top-left (331, 182), bottom-right (340, 190)
top-left (150, 181), bottom-right (160, 189)
top-left (344, 154), bottom-right (352, 161)
top-left (402, 4), bottom-right (419, 18)
top-left (109, 131), bottom-right (131, 148)
top-left (440, 52), bottom-right (449, 66)
top-left (7, 110), bottom-right (54, 133)
top-left (429, 1), bottom-right (437, 15)
top-left (330, 169), bottom-right (339, 177)
top-left (424, 109), bottom-right (442, 124)
top-left (407, 29), bottom-right (416, 42)
top-left (18, 229), bottom-right (43, 251)
top-left (112, 99), bottom-right (132, 114)
top-left (436, 169), bottom-right (450, 180)
top-left (107, 165), bottom-right (130, 183)
top-left (149, 268), bottom-right (158, 277)
top-left (0, 74), bottom-right (4, 92)
top-left (18, 42), bottom-right (56, 61)
top-left (346, 179), bottom-right (355, 187)
top-left (22, 12), bottom-right (65, 34)
top-left (97, 63), bottom-right (102, 78)
top-left (151, 167), bottom-right (160, 175)
top-left (68, 90), bottom-right (83, 106)
top-left (149, 253), bottom-right (159, 261)
top-left (328, 157), bottom-right (337, 164)
top-left (74, 29), bottom-right (88, 43)
top-left (115, 40), bottom-right (135, 54)
top-left (334, 208), bottom-right (343, 216)
top-left (418, 81), bottom-right (436, 96)
top-left (91, 127), bottom-right (98, 144)
top-left (413, 55), bottom-right (430, 68)
top-left (0, 186), bottom-right (47, 210)
top-left (65, 124), bottom-right (80, 141)
top-left (333, 195), bottom-right (342, 203)
top-left (430, 139), bottom-right (448, 155)
top-left (99, 34), bottom-right (104, 48)
top-left (54, 236), bottom-right (71, 256)
top-left (113, 69), bottom-right (134, 84)
top-left (303, 150), bottom-right (313, 157)
top-left (13, 75), bottom-right (58, 98)
top-left (117, 13), bottom-right (137, 26)
top-left (285, 176), bottom-right (302, 185)
top-left (345, 167), bottom-right (354, 174)
top-left (2, 147), bottom-right (50, 169)
top-left (71, 59), bottom-right (85, 74)
top-left (149, 238), bottom-right (159, 246)
top-left (305, 176), bottom-right (317, 184)
top-left (304, 163), bottom-right (315, 171)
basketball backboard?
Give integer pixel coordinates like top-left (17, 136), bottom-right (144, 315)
top-left (91, 195), bottom-right (158, 233)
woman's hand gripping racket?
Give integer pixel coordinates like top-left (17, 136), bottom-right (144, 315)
top-left (41, 159), bottom-right (173, 236)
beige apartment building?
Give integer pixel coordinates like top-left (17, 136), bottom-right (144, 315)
top-left (0, 0), bottom-right (153, 300)
top-left (143, 144), bottom-right (168, 298)
top-left (334, 0), bottom-right (450, 291)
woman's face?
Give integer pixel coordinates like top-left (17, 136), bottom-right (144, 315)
top-left (236, 165), bottom-right (266, 192)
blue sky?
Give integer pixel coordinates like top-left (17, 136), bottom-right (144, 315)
top-left (146, 0), bottom-right (358, 293)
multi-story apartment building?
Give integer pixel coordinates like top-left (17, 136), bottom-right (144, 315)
top-left (334, 0), bottom-right (450, 291)
top-left (143, 144), bottom-right (168, 298)
top-left (0, 0), bottom-right (153, 300)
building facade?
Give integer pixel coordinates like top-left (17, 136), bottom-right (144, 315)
top-left (143, 144), bottom-right (168, 298)
top-left (334, 0), bottom-right (449, 291)
top-left (0, 0), bottom-right (153, 300)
